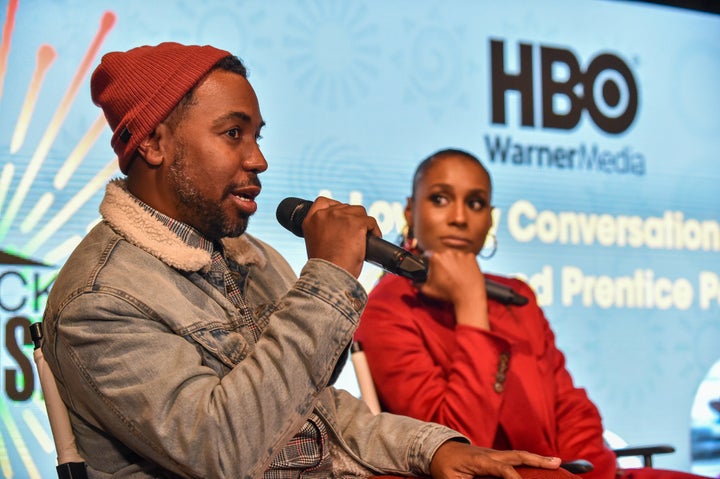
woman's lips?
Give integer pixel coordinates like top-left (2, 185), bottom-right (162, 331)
top-left (440, 236), bottom-right (473, 248)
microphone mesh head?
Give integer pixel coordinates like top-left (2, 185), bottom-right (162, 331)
top-left (276, 197), bottom-right (311, 237)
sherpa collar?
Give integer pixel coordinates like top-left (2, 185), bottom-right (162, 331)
top-left (99, 179), bottom-right (266, 272)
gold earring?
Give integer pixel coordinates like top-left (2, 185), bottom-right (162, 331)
top-left (480, 233), bottom-right (497, 259)
top-left (402, 224), bottom-right (418, 250)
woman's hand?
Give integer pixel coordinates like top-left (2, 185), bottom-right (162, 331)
top-left (419, 249), bottom-right (490, 329)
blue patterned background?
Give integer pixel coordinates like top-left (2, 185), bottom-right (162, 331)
top-left (1, 0), bottom-right (719, 476)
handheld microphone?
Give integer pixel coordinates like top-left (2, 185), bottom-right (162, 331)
top-left (276, 197), bottom-right (529, 306)
top-left (276, 197), bottom-right (427, 282)
top-left (484, 280), bottom-right (528, 306)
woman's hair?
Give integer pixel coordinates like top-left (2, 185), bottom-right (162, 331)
top-left (410, 148), bottom-right (492, 199)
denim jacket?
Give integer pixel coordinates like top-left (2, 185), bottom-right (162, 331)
top-left (41, 180), bottom-right (462, 478)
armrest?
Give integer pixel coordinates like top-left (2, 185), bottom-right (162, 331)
top-left (612, 444), bottom-right (675, 467)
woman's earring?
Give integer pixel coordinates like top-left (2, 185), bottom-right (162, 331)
top-left (480, 233), bottom-right (497, 259)
top-left (402, 224), bottom-right (418, 251)
top-left (409, 236), bottom-right (418, 251)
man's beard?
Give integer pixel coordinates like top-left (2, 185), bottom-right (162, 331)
top-left (167, 147), bottom-right (255, 240)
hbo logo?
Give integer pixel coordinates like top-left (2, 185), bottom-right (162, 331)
top-left (490, 39), bottom-right (638, 134)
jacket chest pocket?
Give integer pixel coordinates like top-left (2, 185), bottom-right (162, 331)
top-left (184, 300), bottom-right (281, 372)
top-left (187, 324), bottom-right (251, 371)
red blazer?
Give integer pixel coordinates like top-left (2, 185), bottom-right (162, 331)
top-left (355, 272), bottom-right (618, 479)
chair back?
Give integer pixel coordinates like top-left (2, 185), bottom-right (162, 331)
top-left (30, 322), bottom-right (88, 479)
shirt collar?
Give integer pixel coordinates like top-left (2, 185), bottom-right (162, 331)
top-left (130, 195), bottom-right (216, 255)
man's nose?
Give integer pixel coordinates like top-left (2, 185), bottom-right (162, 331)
top-left (244, 144), bottom-right (268, 173)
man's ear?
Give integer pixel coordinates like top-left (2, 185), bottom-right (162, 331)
top-left (136, 124), bottom-right (169, 167)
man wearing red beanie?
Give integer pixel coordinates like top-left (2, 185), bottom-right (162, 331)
top-left (40, 42), bottom-right (571, 479)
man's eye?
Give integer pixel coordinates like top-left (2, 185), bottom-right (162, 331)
top-left (227, 128), bottom-right (240, 139)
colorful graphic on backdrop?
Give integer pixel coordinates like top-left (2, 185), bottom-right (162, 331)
top-left (0, 2), bottom-right (118, 475)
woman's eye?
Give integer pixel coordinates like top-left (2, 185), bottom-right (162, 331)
top-left (430, 194), bottom-right (448, 206)
top-left (468, 198), bottom-right (487, 210)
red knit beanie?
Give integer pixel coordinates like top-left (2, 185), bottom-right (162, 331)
top-left (91, 42), bottom-right (231, 173)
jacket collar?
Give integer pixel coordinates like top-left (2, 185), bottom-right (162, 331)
top-left (100, 179), bottom-right (267, 272)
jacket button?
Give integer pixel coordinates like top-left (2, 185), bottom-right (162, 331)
top-left (499, 351), bottom-right (510, 366)
top-left (494, 351), bottom-right (510, 394)
top-left (497, 352), bottom-right (510, 373)
top-left (345, 290), bottom-right (364, 311)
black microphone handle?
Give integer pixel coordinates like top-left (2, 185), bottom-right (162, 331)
top-left (485, 279), bottom-right (528, 306)
top-left (276, 197), bottom-right (427, 282)
top-left (364, 233), bottom-right (427, 282)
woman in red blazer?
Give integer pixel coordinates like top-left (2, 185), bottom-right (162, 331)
top-left (355, 148), bottom-right (700, 479)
